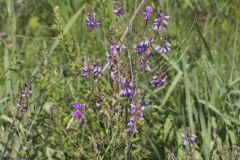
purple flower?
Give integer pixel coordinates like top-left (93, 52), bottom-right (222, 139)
top-left (16, 104), bottom-right (27, 112)
top-left (153, 12), bottom-right (170, 32)
top-left (110, 70), bottom-right (119, 81)
top-left (85, 12), bottom-right (100, 29)
top-left (69, 101), bottom-right (86, 110)
top-left (72, 110), bottom-right (81, 118)
top-left (21, 81), bottom-right (32, 98)
top-left (182, 131), bottom-right (197, 146)
top-left (155, 40), bottom-right (171, 54)
top-left (140, 58), bottom-right (151, 71)
top-left (144, 6), bottom-right (153, 20)
top-left (113, 0), bottom-right (123, 16)
top-left (17, 80), bottom-right (32, 112)
top-left (113, 8), bottom-right (123, 16)
top-left (120, 81), bottom-right (134, 98)
top-left (135, 40), bottom-right (151, 54)
top-left (78, 114), bottom-right (86, 125)
top-left (110, 70), bottom-right (125, 84)
top-left (127, 103), bottom-right (145, 133)
top-left (82, 66), bottom-right (90, 78)
top-left (151, 76), bottom-right (166, 87)
top-left (92, 65), bottom-right (102, 76)
top-left (111, 43), bottom-right (126, 55)
top-left (92, 59), bottom-right (102, 76)
top-left (69, 101), bottom-right (87, 125)
top-left (107, 55), bottom-right (115, 69)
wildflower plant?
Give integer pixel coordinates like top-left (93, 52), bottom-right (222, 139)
top-left (67, 2), bottom-right (172, 159)
top-left (1, 0), bottom-right (240, 159)
top-left (1, 1), bottom-right (173, 159)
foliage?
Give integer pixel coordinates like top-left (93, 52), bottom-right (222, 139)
top-left (0, 0), bottom-right (240, 159)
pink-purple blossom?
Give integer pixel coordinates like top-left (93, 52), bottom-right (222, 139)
top-left (82, 66), bottom-right (90, 79)
top-left (111, 43), bottom-right (126, 55)
top-left (140, 58), bottom-right (151, 71)
top-left (69, 101), bottom-right (86, 125)
top-left (113, 0), bottom-right (123, 16)
top-left (182, 131), bottom-right (197, 146)
top-left (113, 8), bottom-right (123, 16)
top-left (127, 103), bottom-right (144, 133)
top-left (85, 12), bottom-right (100, 29)
top-left (155, 40), bottom-right (171, 54)
top-left (144, 6), bottom-right (153, 20)
top-left (120, 80), bottom-right (134, 98)
top-left (151, 76), bottom-right (167, 87)
top-left (152, 12), bottom-right (170, 32)
top-left (135, 40), bottom-right (152, 54)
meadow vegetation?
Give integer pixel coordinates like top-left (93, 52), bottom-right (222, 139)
top-left (0, 0), bottom-right (240, 159)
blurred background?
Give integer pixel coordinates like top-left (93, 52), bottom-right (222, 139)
top-left (0, 0), bottom-right (239, 159)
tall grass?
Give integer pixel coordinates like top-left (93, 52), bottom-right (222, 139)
top-left (0, 0), bottom-right (239, 159)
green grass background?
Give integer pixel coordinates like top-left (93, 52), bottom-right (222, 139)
top-left (0, 0), bottom-right (240, 159)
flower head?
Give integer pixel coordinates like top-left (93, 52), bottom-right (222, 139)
top-left (69, 101), bottom-right (86, 110)
top-left (127, 103), bottom-right (145, 133)
top-left (182, 130), bottom-right (197, 146)
top-left (113, 0), bottom-right (123, 16)
top-left (151, 76), bottom-right (167, 88)
top-left (120, 81), bottom-right (134, 98)
top-left (152, 12), bottom-right (169, 32)
top-left (111, 43), bottom-right (126, 55)
top-left (144, 6), bottom-right (153, 20)
top-left (140, 57), bottom-right (151, 71)
top-left (135, 40), bottom-right (152, 54)
top-left (82, 66), bottom-right (90, 79)
top-left (69, 101), bottom-right (86, 125)
top-left (155, 38), bottom-right (171, 54)
top-left (91, 59), bottom-right (103, 76)
top-left (21, 81), bottom-right (32, 98)
top-left (17, 80), bottom-right (32, 112)
top-left (85, 12), bottom-right (100, 29)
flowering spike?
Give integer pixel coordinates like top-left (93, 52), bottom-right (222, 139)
top-left (152, 11), bottom-right (169, 32)
top-left (135, 40), bottom-right (152, 54)
top-left (86, 12), bottom-right (100, 29)
top-left (111, 43), bottom-right (126, 55)
top-left (151, 76), bottom-right (167, 88)
top-left (113, 0), bottom-right (123, 16)
top-left (182, 130), bottom-right (197, 146)
top-left (69, 101), bottom-right (87, 125)
top-left (155, 38), bottom-right (171, 54)
top-left (127, 103), bottom-right (145, 133)
top-left (144, 6), bottom-right (153, 20)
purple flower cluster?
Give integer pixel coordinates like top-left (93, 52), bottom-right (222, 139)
top-left (127, 103), bottom-right (144, 133)
top-left (135, 40), bottom-right (152, 55)
top-left (111, 43), bottom-right (126, 55)
top-left (120, 80), bottom-right (134, 98)
top-left (82, 66), bottom-right (90, 79)
top-left (113, 0), bottom-right (123, 16)
top-left (155, 39), bottom-right (171, 54)
top-left (110, 71), bottom-right (134, 98)
top-left (182, 131), bottom-right (197, 146)
top-left (82, 59), bottom-right (103, 78)
top-left (140, 57), bottom-right (151, 71)
top-left (144, 6), bottom-right (153, 20)
top-left (107, 42), bottom-right (125, 69)
top-left (80, 6), bottom-right (171, 134)
top-left (69, 101), bottom-right (86, 125)
top-left (151, 76), bottom-right (167, 88)
top-left (21, 81), bottom-right (32, 98)
top-left (85, 12), bottom-right (100, 29)
top-left (153, 12), bottom-right (170, 32)
top-left (92, 60), bottom-right (103, 76)
top-left (17, 81), bottom-right (32, 112)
